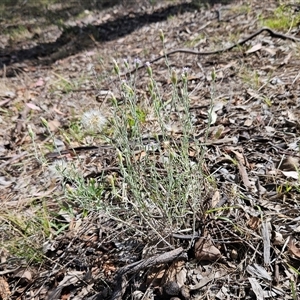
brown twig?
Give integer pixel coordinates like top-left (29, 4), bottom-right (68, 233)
top-left (55, 27), bottom-right (300, 92)
top-left (0, 152), bottom-right (28, 169)
top-left (121, 27), bottom-right (300, 77)
top-left (217, 222), bottom-right (262, 256)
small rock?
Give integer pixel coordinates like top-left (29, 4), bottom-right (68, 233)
top-left (164, 281), bottom-right (180, 296)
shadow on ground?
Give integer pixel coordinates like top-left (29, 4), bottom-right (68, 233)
top-left (1, 0), bottom-right (233, 74)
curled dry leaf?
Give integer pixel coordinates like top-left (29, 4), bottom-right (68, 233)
top-left (209, 110), bottom-right (218, 124)
top-left (161, 259), bottom-right (186, 297)
top-left (288, 239), bottom-right (300, 259)
top-left (272, 231), bottom-right (284, 246)
top-left (277, 157), bottom-right (299, 171)
top-left (247, 216), bottom-right (260, 230)
top-left (230, 249), bottom-right (238, 260)
top-left (14, 269), bottom-right (33, 283)
top-left (48, 271), bottom-right (84, 300)
top-left (194, 237), bottom-right (222, 261)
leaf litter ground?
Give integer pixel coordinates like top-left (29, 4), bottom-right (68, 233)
top-left (0, 0), bottom-right (300, 299)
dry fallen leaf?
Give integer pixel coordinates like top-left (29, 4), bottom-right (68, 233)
top-left (14, 269), bottom-right (33, 283)
top-left (247, 216), bottom-right (260, 230)
top-left (264, 47), bottom-right (276, 56)
top-left (194, 237), bottom-right (222, 261)
top-left (248, 277), bottom-right (264, 300)
top-left (48, 119), bottom-right (61, 132)
top-left (211, 190), bottom-right (220, 208)
top-left (209, 110), bottom-right (217, 124)
top-left (26, 102), bottom-right (41, 111)
top-left (229, 149), bottom-right (252, 189)
top-left (245, 43), bottom-right (262, 54)
top-left (272, 231), bottom-right (284, 246)
top-left (244, 118), bottom-right (253, 127)
top-left (162, 260), bottom-right (186, 289)
top-left (281, 171), bottom-right (299, 180)
top-left (48, 271), bottom-right (84, 300)
top-left (288, 239), bottom-right (300, 259)
top-left (277, 157), bottom-right (299, 171)
top-left (0, 277), bottom-right (11, 300)
top-left (189, 268), bottom-right (228, 291)
top-left (262, 220), bottom-right (271, 266)
top-left (246, 264), bottom-right (272, 281)
top-left (34, 78), bottom-right (45, 87)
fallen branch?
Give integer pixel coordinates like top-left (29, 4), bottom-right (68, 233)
top-left (110, 247), bottom-right (187, 300)
top-left (122, 27), bottom-right (300, 76)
